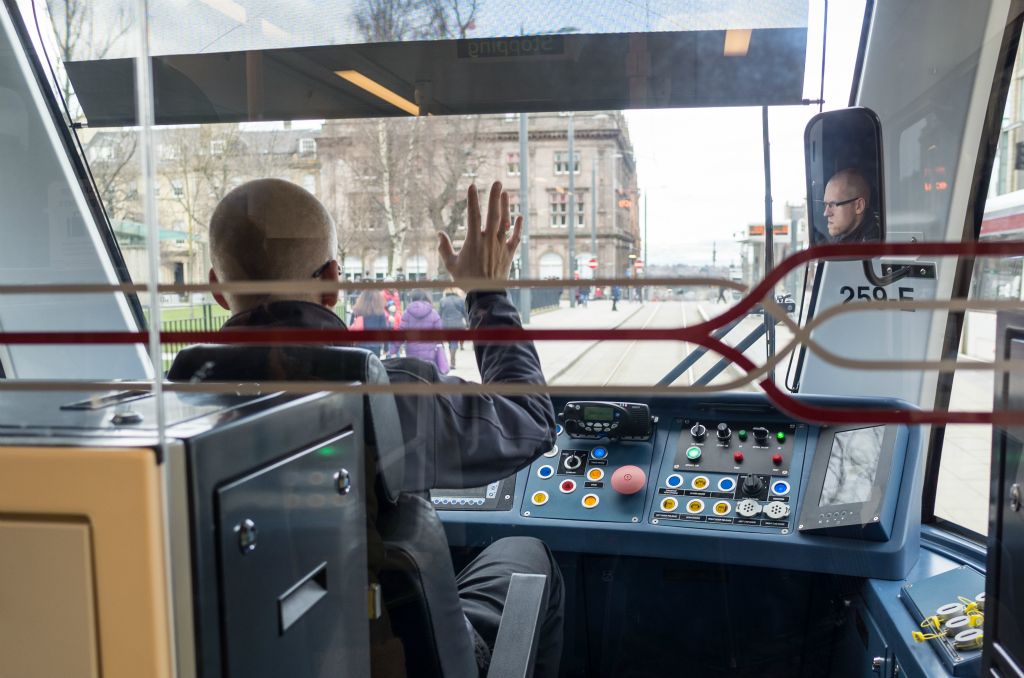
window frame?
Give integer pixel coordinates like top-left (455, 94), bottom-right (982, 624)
top-left (554, 150), bottom-right (581, 175)
top-left (919, 11), bottom-right (1024, 535)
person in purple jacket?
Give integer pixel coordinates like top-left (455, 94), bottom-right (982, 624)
top-left (392, 289), bottom-right (445, 372)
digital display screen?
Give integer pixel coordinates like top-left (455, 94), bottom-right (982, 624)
top-left (432, 486), bottom-right (487, 498)
top-left (819, 426), bottom-right (885, 507)
top-left (584, 406), bottom-right (614, 422)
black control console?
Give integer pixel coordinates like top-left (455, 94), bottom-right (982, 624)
top-left (561, 401), bottom-right (654, 440)
top-left (430, 476), bottom-right (517, 511)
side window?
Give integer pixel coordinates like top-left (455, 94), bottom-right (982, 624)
top-left (932, 37), bottom-right (1024, 536)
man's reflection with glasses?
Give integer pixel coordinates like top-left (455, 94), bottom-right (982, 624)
top-left (820, 168), bottom-right (880, 243)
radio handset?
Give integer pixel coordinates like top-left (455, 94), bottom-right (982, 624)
top-left (559, 401), bottom-right (655, 441)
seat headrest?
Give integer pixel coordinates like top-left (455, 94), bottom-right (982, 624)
top-left (167, 344), bottom-right (388, 384)
top-left (168, 344), bottom-right (406, 502)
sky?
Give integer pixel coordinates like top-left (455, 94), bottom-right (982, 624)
top-left (627, 0), bottom-right (867, 266)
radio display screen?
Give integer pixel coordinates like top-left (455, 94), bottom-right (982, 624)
top-left (584, 406), bottom-right (614, 422)
top-left (819, 426), bottom-right (885, 507)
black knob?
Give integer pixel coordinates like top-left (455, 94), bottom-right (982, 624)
top-left (564, 454), bottom-right (583, 470)
top-left (716, 423), bottom-right (731, 441)
top-left (742, 474), bottom-right (764, 496)
top-left (690, 423), bottom-right (707, 441)
top-left (752, 426), bottom-right (770, 442)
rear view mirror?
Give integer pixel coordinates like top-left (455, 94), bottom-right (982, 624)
top-left (805, 107), bottom-right (885, 247)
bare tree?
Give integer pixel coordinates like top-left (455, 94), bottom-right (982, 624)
top-left (348, 0), bottom-right (482, 276)
top-left (47, 0), bottom-right (132, 121)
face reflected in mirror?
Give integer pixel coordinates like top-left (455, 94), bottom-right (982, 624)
top-left (822, 169), bottom-right (878, 242)
top-left (805, 107), bottom-right (886, 248)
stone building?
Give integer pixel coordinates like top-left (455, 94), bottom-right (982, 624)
top-left (472, 111), bottom-right (640, 282)
top-left (83, 111), bottom-right (639, 288)
top-left (319, 111), bottom-right (639, 283)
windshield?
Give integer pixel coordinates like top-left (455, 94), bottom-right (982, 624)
top-left (19, 0), bottom-right (864, 390)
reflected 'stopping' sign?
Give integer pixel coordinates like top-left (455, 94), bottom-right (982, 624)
top-left (458, 36), bottom-right (565, 59)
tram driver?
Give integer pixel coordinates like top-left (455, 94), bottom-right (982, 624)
top-left (205, 178), bottom-right (564, 677)
top-left (822, 167), bottom-right (881, 243)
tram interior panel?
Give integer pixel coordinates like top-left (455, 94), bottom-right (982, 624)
top-left (0, 390), bottom-right (370, 678)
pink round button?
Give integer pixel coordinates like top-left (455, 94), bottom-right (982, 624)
top-left (611, 465), bottom-right (647, 495)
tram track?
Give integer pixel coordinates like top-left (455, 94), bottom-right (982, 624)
top-left (599, 302), bottom-right (688, 386)
top-left (550, 301), bottom-right (699, 387)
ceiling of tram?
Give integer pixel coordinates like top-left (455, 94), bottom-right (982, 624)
top-left (66, 28), bottom-right (807, 126)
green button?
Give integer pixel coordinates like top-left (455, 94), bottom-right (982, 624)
top-left (776, 431), bottom-right (786, 442)
top-left (737, 430), bottom-right (747, 441)
top-left (686, 446), bottom-right (702, 461)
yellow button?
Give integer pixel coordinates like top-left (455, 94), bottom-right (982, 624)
top-left (660, 497), bottom-right (678, 511)
top-left (587, 468), bottom-right (605, 481)
top-left (582, 494), bottom-right (600, 509)
top-left (687, 499), bottom-right (705, 514)
top-left (692, 476), bottom-right (709, 490)
top-left (714, 501), bottom-right (731, 515)
top-left (531, 491), bottom-right (549, 506)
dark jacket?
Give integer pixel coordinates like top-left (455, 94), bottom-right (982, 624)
top-left (221, 291), bottom-right (556, 491)
top-left (834, 212), bottom-right (882, 243)
top-left (439, 293), bottom-right (469, 328)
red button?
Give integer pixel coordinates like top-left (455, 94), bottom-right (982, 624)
top-left (611, 465), bottom-right (646, 495)
top-left (560, 479), bottom-right (576, 493)
top-left (733, 452), bottom-right (744, 463)
top-left (772, 454), bottom-right (783, 465)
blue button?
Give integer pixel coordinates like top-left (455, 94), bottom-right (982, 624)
top-left (556, 424), bottom-right (564, 436)
top-left (718, 478), bottom-right (736, 492)
top-left (666, 474), bottom-right (683, 488)
top-left (772, 481), bottom-right (790, 496)
top-left (592, 447), bottom-right (608, 459)
top-left (538, 465), bottom-right (555, 479)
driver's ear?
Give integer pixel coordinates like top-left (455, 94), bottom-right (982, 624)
top-left (855, 197), bottom-right (867, 216)
top-left (320, 260), bottom-right (339, 308)
top-left (210, 269), bottom-right (230, 310)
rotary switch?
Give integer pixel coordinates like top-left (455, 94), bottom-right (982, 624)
top-left (741, 474), bottom-right (764, 497)
top-left (752, 427), bottom-right (770, 443)
top-left (690, 423), bottom-right (707, 442)
top-left (716, 423), bottom-right (731, 442)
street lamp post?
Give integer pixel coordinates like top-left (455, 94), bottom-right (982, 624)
top-left (590, 160), bottom-right (598, 279)
top-left (567, 112), bottom-right (576, 307)
top-left (518, 112), bottom-right (531, 322)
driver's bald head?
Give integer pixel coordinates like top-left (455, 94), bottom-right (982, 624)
top-left (827, 168), bottom-right (870, 207)
top-left (209, 178), bottom-right (337, 311)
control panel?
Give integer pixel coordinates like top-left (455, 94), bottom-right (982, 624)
top-left (431, 476), bottom-right (516, 511)
top-left (649, 418), bottom-right (805, 533)
top-left (438, 395), bottom-right (922, 580)
top-left (522, 421), bottom-right (656, 523)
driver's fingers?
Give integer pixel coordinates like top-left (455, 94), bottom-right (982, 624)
top-left (498, 191), bottom-right (510, 238)
top-left (483, 180), bottom-right (502, 237)
top-left (466, 184), bottom-right (480, 241)
top-left (507, 216), bottom-right (523, 252)
top-left (437, 232), bottom-right (458, 271)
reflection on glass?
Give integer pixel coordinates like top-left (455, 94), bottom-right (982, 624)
top-left (819, 426), bottom-right (885, 506)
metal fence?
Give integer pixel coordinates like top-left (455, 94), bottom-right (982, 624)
top-left (508, 286), bottom-right (563, 313)
top-left (157, 307), bottom-right (230, 371)
top-left (154, 290), bottom-right (562, 371)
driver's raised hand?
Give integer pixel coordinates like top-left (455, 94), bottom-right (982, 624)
top-left (437, 181), bottom-right (523, 287)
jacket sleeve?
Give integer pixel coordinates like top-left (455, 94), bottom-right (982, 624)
top-left (384, 291), bottom-right (556, 491)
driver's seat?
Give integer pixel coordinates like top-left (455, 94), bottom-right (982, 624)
top-left (168, 344), bottom-right (548, 678)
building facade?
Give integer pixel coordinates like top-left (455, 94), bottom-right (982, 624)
top-left (84, 112), bottom-right (639, 289)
